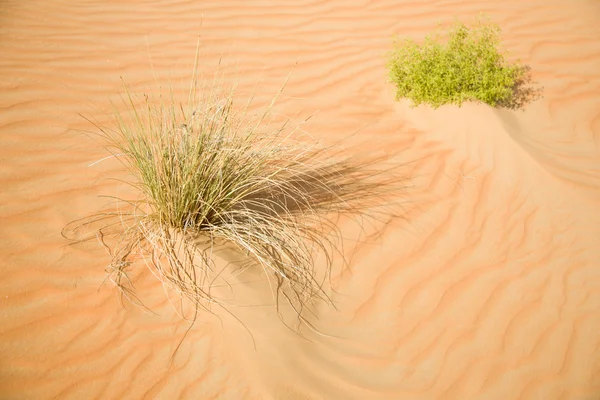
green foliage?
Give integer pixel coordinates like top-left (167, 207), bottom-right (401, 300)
top-left (387, 19), bottom-right (534, 109)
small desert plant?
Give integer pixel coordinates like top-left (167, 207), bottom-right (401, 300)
top-left (387, 17), bottom-right (541, 109)
top-left (64, 54), bottom-right (405, 329)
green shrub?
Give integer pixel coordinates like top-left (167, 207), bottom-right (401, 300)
top-left (387, 19), bottom-right (539, 109)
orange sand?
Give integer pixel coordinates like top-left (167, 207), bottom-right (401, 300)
top-left (1, 1), bottom-right (600, 399)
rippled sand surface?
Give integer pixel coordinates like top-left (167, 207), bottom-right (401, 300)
top-left (1, 1), bottom-right (600, 399)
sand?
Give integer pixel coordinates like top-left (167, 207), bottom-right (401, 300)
top-left (1, 1), bottom-right (600, 399)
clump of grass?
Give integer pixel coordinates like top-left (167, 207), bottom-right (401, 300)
top-left (64, 58), bottom-right (406, 327)
top-left (387, 17), bottom-right (542, 109)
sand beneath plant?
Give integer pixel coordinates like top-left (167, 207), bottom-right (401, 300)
top-left (1, 1), bottom-right (600, 399)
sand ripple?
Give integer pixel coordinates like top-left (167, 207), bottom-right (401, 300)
top-left (1, 0), bottom-right (599, 399)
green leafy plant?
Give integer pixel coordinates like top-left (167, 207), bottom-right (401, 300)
top-left (387, 18), bottom-right (541, 109)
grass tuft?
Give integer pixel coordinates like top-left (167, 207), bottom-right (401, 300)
top-left (63, 58), bottom-right (407, 327)
top-left (387, 17), bottom-right (542, 110)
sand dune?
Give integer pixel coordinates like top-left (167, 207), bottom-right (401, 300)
top-left (1, 0), bottom-right (599, 399)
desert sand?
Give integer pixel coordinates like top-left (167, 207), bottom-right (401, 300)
top-left (1, 1), bottom-right (600, 399)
